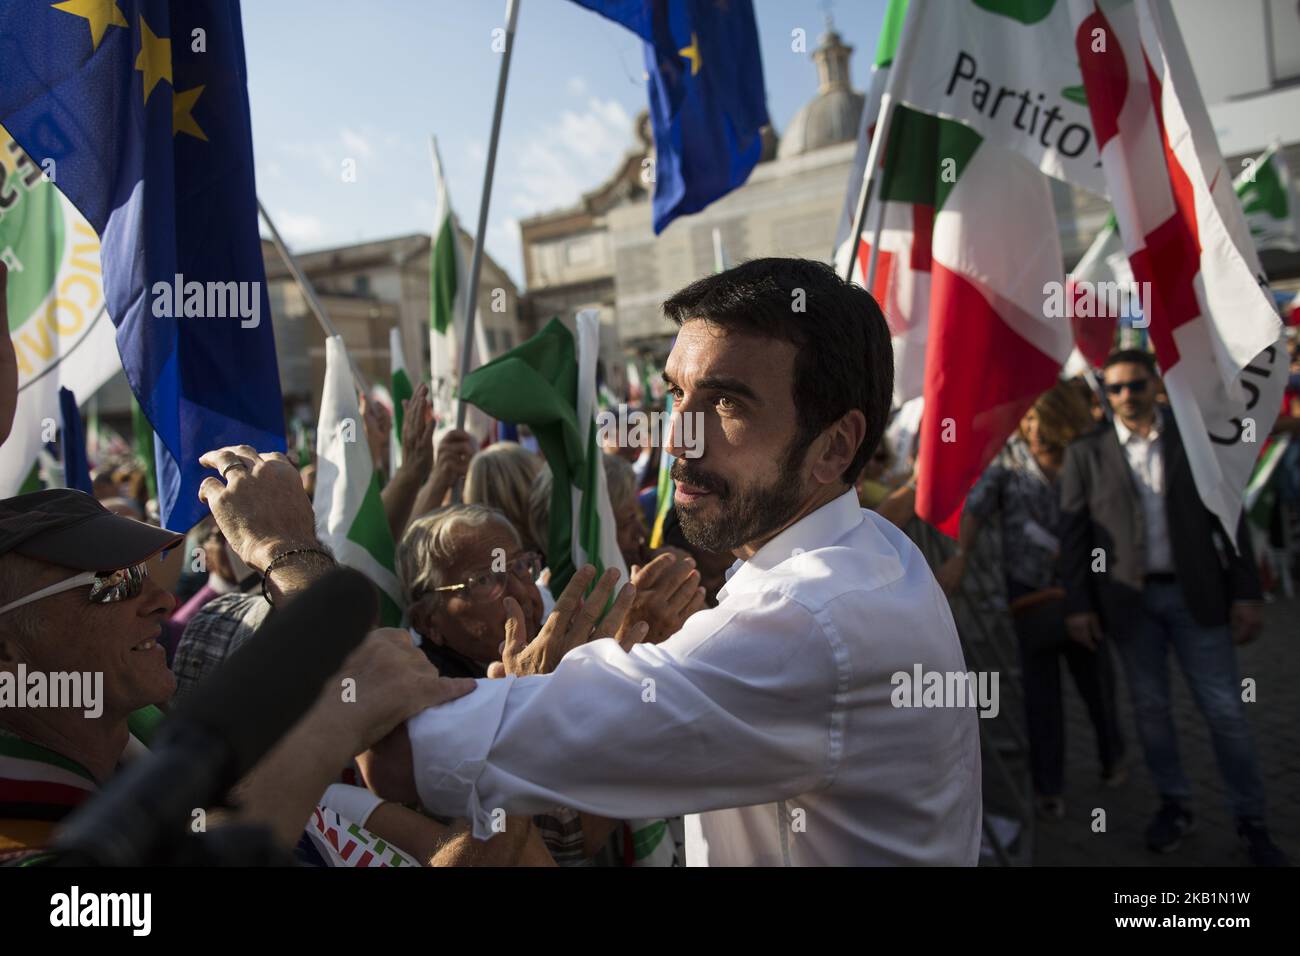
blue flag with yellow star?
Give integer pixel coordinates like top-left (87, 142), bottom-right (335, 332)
top-left (570, 0), bottom-right (769, 233)
top-left (0, 0), bottom-right (285, 532)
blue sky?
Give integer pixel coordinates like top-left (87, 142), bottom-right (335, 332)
top-left (243, 0), bottom-right (889, 289)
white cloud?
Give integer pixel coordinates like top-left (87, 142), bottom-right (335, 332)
top-left (507, 96), bottom-right (634, 217)
top-left (340, 127), bottom-right (374, 162)
top-left (276, 211), bottom-right (329, 248)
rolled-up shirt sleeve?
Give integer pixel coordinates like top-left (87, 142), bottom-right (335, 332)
top-left (408, 589), bottom-right (840, 839)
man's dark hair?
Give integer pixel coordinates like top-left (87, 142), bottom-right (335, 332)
top-left (1103, 348), bottom-right (1158, 376)
top-left (662, 257), bottom-right (893, 486)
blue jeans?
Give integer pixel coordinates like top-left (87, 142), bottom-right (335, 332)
top-left (1110, 580), bottom-right (1267, 821)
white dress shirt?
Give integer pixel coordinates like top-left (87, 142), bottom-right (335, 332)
top-left (407, 489), bottom-right (983, 865)
top-left (1113, 417), bottom-right (1173, 573)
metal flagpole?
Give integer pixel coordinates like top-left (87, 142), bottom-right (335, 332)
top-left (257, 198), bottom-right (371, 393)
top-left (455, 0), bottom-right (520, 432)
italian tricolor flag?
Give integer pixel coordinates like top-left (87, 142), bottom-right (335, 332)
top-left (844, 0), bottom-right (1283, 538)
top-left (459, 311), bottom-right (626, 594)
top-left (314, 335), bottom-right (403, 626)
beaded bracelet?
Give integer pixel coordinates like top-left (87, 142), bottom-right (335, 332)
top-left (261, 547), bottom-right (335, 608)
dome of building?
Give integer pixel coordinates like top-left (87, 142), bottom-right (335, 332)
top-left (777, 25), bottom-right (864, 160)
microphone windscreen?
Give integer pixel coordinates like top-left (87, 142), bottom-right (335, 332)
top-left (162, 566), bottom-right (378, 778)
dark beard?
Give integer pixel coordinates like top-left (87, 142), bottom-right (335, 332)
top-left (672, 447), bottom-right (807, 554)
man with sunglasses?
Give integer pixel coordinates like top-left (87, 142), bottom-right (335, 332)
top-left (1059, 349), bottom-right (1284, 865)
top-left (0, 486), bottom-right (478, 864)
top-left (0, 489), bottom-right (184, 857)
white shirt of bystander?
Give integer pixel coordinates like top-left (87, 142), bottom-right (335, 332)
top-left (1113, 417), bottom-right (1174, 574)
top-left (407, 489), bottom-right (983, 865)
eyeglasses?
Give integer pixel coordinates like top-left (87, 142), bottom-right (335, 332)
top-left (0, 563), bottom-right (150, 617)
top-left (1104, 379), bottom-right (1149, 396)
top-left (429, 552), bottom-right (542, 604)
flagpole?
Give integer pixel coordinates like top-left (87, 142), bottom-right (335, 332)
top-left (455, 0), bottom-right (520, 433)
top-left (257, 198), bottom-right (371, 393)
top-left (841, 1), bottom-right (920, 288)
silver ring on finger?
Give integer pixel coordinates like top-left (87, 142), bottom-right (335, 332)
top-left (222, 462), bottom-right (249, 480)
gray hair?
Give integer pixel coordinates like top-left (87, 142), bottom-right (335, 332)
top-left (463, 442), bottom-right (543, 553)
top-left (396, 504), bottom-right (520, 605)
top-left (0, 553), bottom-right (49, 646)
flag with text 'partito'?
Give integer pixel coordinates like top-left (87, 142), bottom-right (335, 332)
top-left (315, 336), bottom-right (402, 627)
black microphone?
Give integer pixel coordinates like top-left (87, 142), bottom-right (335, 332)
top-left (51, 567), bottom-right (378, 866)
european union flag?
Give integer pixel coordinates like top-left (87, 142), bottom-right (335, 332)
top-left (572, 0), bottom-right (769, 233)
top-left (0, 1), bottom-right (285, 532)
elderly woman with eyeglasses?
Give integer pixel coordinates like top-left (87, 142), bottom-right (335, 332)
top-left (396, 504), bottom-right (647, 864)
top-left (397, 504), bottom-right (547, 678)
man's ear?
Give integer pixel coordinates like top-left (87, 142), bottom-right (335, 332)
top-left (811, 409), bottom-right (867, 485)
top-left (408, 595), bottom-right (444, 647)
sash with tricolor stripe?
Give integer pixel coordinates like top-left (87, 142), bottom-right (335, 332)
top-left (0, 732), bottom-right (97, 860)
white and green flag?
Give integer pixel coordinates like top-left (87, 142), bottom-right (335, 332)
top-left (428, 135), bottom-right (492, 440)
top-left (0, 125), bottom-right (118, 497)
top-left (460, 310), bottom-right (625, 594)
top-left (1235, 144), bottom-right (1299, 253)
top-left (389, 326), bottom-right (413, 473)
top-left (315, 335), bottom-right (403, 626)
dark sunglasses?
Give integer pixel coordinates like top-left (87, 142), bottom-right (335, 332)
top-left (1104, 379), bottom-right (1149, 396)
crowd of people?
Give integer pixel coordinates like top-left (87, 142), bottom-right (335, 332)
top-left (1, 257), bottom-right (1297, 867)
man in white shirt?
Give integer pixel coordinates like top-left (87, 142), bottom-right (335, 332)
top-left (368, 258), bottom-right (982, 865)
top-left (1060, 350), bottom-right (1284, 866)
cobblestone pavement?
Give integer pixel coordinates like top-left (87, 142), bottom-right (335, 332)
top-left (1032, 595), bottom-right (1299, 866)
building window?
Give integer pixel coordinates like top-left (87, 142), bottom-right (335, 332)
top-left (354, 274), bottom-right (371, 297)
top-left (566, 238), bottom-right (594, 266)
top-left (485, 329), bottom-right (498, 353)
top-left (1269, 0), bottom-right (1300, 85)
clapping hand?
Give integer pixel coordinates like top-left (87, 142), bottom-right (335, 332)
top-left (487, 565), bottom-right (648, 678)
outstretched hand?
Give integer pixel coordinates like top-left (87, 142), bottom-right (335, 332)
top-left (487, 565), bottom-right (648, 678)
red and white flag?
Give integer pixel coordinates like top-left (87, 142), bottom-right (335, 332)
top-left (1069, 0), bottom-right (1285, 536)
top-left (840, 0), bottom-right (1283, 537)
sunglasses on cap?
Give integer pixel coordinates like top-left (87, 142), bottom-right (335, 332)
top-left (1104, 379), bottom-right (1149, 396)
top-left (0, 563), bottom-right (150, 617)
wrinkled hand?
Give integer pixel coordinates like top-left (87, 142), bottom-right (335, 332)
top-left (431, 427), bottom-right (475, 490)
top-left (0, 263), bottom-right (16, 448)
top-left (399, 383), bottom-right (435, 477)
top-left (321, 628), bottom-right (477, 756)
top-left (618, 552), bottom-right (705, 645)
top-left (198, 444), bottom-right (318, 572)
top-left (1065, 612), bottom-right (1103, 651)
top-left (1230, 601), bottom-right (1263, 645)
top-left (487, 565), bottom-right (647, 678)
